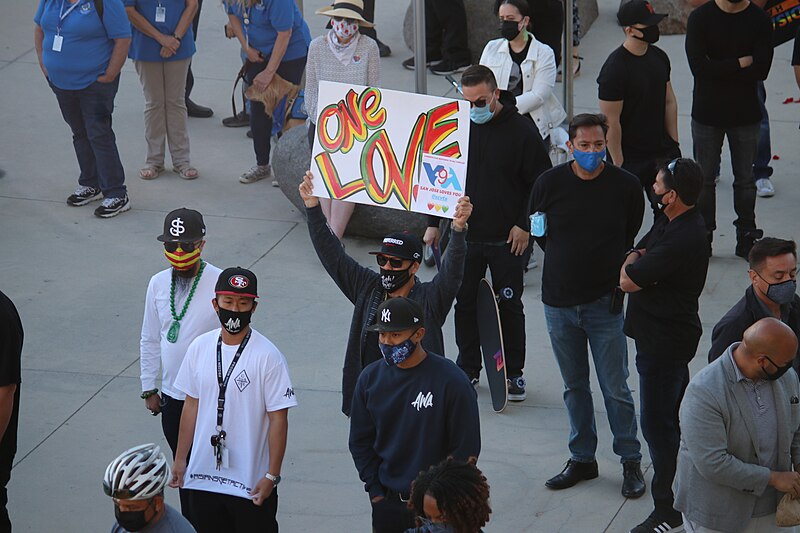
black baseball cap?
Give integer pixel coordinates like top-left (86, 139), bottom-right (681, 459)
top-left (367, 297), bottom-right (424, 332)
top-left (215, 267), bottom-right (259, 299)
top-left (617, 0), bottom-right (667, 26)
top-left (368, 232), bottom-right (423, 263)
top-left (157, 208), bottom-right (206, 242)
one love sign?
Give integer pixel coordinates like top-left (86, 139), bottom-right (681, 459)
top-left (309, 81), bottom-right (469, 219)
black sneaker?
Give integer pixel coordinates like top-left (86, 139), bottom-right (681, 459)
top-left (402, 56), bottom-right (440, 70)
top-left (222, 110), bottom-right (250, 128)
top-left (93, 195), bottom-right (130, 218)
top-left (429, 59), bottom-right (471, 76)
top-left (629, 510), bottom-right (683, 533)
top-left (545, 459), bottom-right (599, 490)
top-left (507, 376), bottom-right (526, 401)
top-left (66, 185), bottom-right (102, 206)
top-left (470, 377), bottom-right (479, 390)
top-left (621, 461), bottom-right (646, 498)
top-left (735, 228), bottom-right (764, 259)
top-left (186, 98), bottom-right (213, 118)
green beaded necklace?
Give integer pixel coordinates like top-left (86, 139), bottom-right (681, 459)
top-left (166, 260), bottom-right (205, 344)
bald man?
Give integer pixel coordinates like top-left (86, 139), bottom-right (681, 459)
top-left (674, 318), bottom-right (800, 533)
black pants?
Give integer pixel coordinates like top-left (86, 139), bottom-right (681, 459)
top-left (455, 242), bottom-right (526, 378)
top-left (189, 488), bottom-right (278, 533)
top-left (635, 349), bottom-right (689, 514)
top-left (371, 496), bottom-right (415, 533)
top-left (185, 0), bottom-right (203, 100)
top-left (160, 394), bottom-right (192, 521)
top-left (0, 468), bottom-right (10, 533)
top-left (622, 148), bottom-right (681, 218)
top-left (425, 0), bottom-right (471, 63)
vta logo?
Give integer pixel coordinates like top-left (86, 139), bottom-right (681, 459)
top-left (423, 163), bottom-right (462, 191)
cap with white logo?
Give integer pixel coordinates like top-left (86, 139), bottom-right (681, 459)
top-left (215, 267), bottom-right (259, 299)
top-left (367, 297), bottom-right (424, 332)
top-left (157, 208), bottom-right (206, 243)
top-left (368, 232), bottom-right (423, 263)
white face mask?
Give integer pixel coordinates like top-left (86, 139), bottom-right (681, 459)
top-left (331, 19), bottom-right (359, 42)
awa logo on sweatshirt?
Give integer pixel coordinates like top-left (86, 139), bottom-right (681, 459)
top-left (411, 391), bottom-right (434, 411)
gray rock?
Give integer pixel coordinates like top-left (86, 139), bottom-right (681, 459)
top-left (272, 125), bottom-right (430, 239)
top-left (402, 0), bottom-right (598, 63)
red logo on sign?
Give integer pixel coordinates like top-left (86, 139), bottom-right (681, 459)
top-left (229, 275), bottom-right (249, 289)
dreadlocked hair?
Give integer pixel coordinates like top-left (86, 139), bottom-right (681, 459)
top-left (408, 457), bottom-right (491, 533)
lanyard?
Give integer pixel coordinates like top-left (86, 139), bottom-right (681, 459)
top-left (215, 330), bottom-right (251, 431)
top-left (57, 0), bottom-right (83, 34)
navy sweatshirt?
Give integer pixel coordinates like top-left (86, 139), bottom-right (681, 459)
top-left (348, 352), bottom-right (481, 498)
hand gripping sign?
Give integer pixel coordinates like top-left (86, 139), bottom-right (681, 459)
top-left (310, 82), bottom-right (469, 219)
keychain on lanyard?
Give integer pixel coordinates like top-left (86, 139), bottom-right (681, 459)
top-left (53, 0), bottom-right (82, 52)
top-left (210, 330), bottom-right (251, 470)
top-left (155, 0), bottom-right (166, 23)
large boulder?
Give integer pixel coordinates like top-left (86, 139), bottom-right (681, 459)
top-left (271, 125), bottom-right (430, 239)
top-left (402, 0), bottom-right (598, 63)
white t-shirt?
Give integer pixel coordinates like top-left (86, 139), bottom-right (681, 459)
top-left (140, 263), bottom-right (222, 399)
top-left (173, 328), bottom-right (297, 500)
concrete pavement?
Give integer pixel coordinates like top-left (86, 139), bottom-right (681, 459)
top-left (1, 0), bottom-right (800, 530)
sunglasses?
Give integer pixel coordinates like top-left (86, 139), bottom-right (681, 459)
top-left (376, 255), bottom-right (406, 268)
top-left (467, 93), bottom-right (494, 108)
top-left (164, 241), bottom-right (201, 253)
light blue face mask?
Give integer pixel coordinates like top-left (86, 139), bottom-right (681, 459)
top-left (415, 518), bottom-right (456, 532)
top-left (469, 94), bottom-right (495, 124)
top-left (572, 148), bottom-right (606, 173)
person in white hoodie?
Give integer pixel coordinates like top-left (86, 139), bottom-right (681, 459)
top-left (480, 0), bottom-right (566, 147)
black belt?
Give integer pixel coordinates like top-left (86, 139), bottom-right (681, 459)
top-left (385, 488), bottom-right (410, 502)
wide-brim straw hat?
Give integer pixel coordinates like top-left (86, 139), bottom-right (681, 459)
top-left (316, 0), bottom-right (375, 27)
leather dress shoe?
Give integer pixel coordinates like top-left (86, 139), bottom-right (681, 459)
top-left (545, 459), bottom-right (598, 490)
top-left (622, 461), bottom-right (646, 498)
top-left (186, 98), bottom-right (213, 118)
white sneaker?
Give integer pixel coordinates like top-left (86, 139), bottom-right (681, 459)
top-left (756, 178), bottom-right (775, 198)
top-left (239, 165), bottom-right (273, 184)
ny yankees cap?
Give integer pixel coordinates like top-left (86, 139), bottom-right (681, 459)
top-left (215, 267), bottom-right (259, 298)
top-left (157, 208), bottom-right (206, 243)
top-left (617, 0), bottom-right (667, 26)
top-left (368, 232), bottom-right (423, 263)
top-left (367, 297), bottom-right (424, 332)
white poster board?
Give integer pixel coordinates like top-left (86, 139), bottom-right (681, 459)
top-left (310, 81), bottom-right (470, 219)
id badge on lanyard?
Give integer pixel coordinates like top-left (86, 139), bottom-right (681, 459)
top-left (155, 3), bottom-right (166, 22)
top-left (54, 0), bottom-right (82, 52)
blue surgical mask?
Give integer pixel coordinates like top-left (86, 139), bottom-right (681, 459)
top-left (470, 95), bottom-right (495, 124)
top-left (378, 337), bottom-right (417, 366)
top-left (572, 148), bottom-right (606, 173)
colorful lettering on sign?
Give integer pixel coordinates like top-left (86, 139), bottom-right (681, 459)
top-left (314, 87), bottom-right (463, 210)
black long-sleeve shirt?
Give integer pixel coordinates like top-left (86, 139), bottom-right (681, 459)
top-left (685, 0), bottom-right (773, 127)
top-left (348, 353), bottom-right (481, 498)
top-left (530, 162), bottom-right (644, 307)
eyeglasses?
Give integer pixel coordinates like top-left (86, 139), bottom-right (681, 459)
top-left (164, 241), bottom-right (201, 253)
top-left (467, 93), bottom-right (494, 108)
top-left (660, 158), bottom-right (680, 190)
top-left (376, 255), bottom-right (406, 268)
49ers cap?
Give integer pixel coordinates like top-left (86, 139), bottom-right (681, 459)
top-left (215, 267), bottom-right (258, 298)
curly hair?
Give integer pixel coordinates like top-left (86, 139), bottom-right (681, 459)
top-left (408, 458), bottom-right (491, 533)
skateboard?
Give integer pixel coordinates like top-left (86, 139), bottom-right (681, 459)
top-left (477, 278), bottom-right (508, 413)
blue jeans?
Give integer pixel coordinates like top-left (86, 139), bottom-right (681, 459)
top-left (50, 77), bottom-right (127, 198)
top-left (754, 81), bottom-right (773, 181)
top-left (544, 294), bottom-right (641, 463)
top-left (691, 119), bottom-right (759, 236)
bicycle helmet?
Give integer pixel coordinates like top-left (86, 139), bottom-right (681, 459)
top-left (103, 443), bottom-right (170, 500)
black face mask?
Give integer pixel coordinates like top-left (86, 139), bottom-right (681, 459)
top-left (500, 20), bottom-right (522, 41)
top-left (115, 506), bottom-right (150, 532)
top-left (217, 307), bottom-right (252, 334)
top-left (380, 267), bottom-right (412, 292)
top-left (761, 355), bottom-right (793, 381)
top-left (649, 189), bottom-right (670, 209)
top-left (634, 25), bottom-right (660, 44)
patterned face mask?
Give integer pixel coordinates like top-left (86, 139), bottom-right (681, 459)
top-left (331, 18), bottom-right (359, 42)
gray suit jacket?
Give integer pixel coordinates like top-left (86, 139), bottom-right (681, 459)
top-left (674, 344), bottom-right (800, 532)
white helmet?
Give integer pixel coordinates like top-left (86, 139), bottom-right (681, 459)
top-left (103, 443), bottom-right (170, 500)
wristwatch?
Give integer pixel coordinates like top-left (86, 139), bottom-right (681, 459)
top-left (264, 473), bottom-right (281, 485)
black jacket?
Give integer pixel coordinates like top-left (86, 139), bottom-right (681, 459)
top-left (708, 286), bottom-right (800, 373)
top-left (306, 205), bottom-right (466, 415)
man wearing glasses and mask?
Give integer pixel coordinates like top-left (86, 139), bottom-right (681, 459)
top-left (139, 208), bottom-right (222, 518)
top-left (620, 158), bottom-right (709, 533)
top-left (298, 171), bottom-right (472, 417)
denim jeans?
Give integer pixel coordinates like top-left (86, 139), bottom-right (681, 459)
top-left (245, 56), bottom-right (306, 166)
top-left (455, 242), bottom-right (526, 379)
top-left (50, 77), bottom-right (127, 198)
top-left (635, 349), bottom-right (689, 514)
top-left (754, 81), bottom-right (773, 181)
top-left (691, 119), bottom-right (759, 236)
top-left (543, 294), bottom-right (641, 463)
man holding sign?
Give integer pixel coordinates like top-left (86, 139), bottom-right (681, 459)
top-left (299, 172), bottom-right (473, 417)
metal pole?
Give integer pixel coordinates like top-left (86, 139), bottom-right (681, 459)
top-left (413, 0), bottom-right (427, 95)
top-left (563, 0), bottom-right (574, 120)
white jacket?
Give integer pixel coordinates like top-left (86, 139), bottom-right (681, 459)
top-left (480, 36), bottom-right (567, 140)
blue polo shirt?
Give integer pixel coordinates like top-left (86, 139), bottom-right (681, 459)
top-left (224, 0), bottom-right (310, 61)
top-left (35, 0), bottom-right (131, 90)
top-left (124, 0), bottom-right (195, 62)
